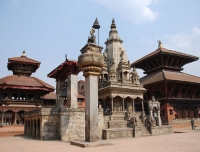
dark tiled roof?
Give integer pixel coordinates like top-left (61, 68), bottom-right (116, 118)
top-left (0, 75), bottom-right (54, 91)
top-left (43, 93), bottom-right (84, 100)
top-left (131, 48), bottom-right (199, 66)
top-left (8, 56), bottom-right (40, 64)
top-left (140, 70), bottom-right (200, 85)
top-left (43, 92), bottom-right (56, 100)
top-left (48, 60), bottom-right (78, 79)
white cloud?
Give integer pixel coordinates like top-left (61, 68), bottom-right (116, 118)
top-left (162, 26), bottom-right (200, 54)
top-left (192, 26), bottom-right (200, 34)
top-left (139, 26), bottom-right (200, 77)
top-left (92, 0), bottom-right (159, 24)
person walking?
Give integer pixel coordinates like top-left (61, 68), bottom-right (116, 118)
top-left (190, 117), bottom-right (195, 130)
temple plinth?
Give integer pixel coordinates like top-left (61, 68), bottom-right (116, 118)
top-left (78, 43), bottom-right (104, 142)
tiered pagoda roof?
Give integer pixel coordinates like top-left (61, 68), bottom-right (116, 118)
top-left (131, 42), bottom-right (200, 101)
top-left (131, 43), bottom-right (199, 74)
top-left (7, 51), bottom-right (41, 76)
top-left (141, 70), bottom-right (200, 86)
top-left (0, 51), bottom-right (54, 93)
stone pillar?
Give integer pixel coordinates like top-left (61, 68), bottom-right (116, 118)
top-left (103, 99), bottom-right (106, 112)
top-left (35, 119), bottom-right (38, 138)
top-left (111, 96), bottom-right (113, 112)
top-left (26, 120), bottom-right (28, 136)
top-left (30, 120), bottom-right (32, 137)
top-left (132, 98), bottom-right (135, 112)
top-left (33, 120), bottom-right (36, 138)
top-left (122, 98), bottom-right (124, 111)
top-left (85, 75), bottom-right (99, 141)
top-left (67, 74), bottom-right (78, 108)
top-left (157, 110), bottom-right (162, 126)
top-left (0, 110), bottom-right (4, 126)
top-left (24, 120), bottom-right (27, 135)
top-left (28, 121), bottom-right (30, 137)
top-left (78, 43), bottom-right (104, 142)
top-left (150, 110), bottom-right (153, 117)
top-left (56, 80), bottom-right (63, 108)
top-left (141, 99), bottom-right (145, 114)
top-left (13, 112), bottom-right (17, 125)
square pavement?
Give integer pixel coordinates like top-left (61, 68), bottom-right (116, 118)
top-left (0, 127), bottom-right (200, 152)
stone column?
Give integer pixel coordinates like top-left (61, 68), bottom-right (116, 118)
top-left (103, 99), bottom-right (106, 112)
top-left (111, 96), bottom-right (113, 112)
top-left (33, 120), bottom-right (36, 138)
top-left (122, 98), bottom-right (124, 111)
top-left (56, 80), bottom-right (63, 108)
top-left (24, 120), bottom-right (27, 135)
top-left (30, 120), bottom-right (32, 137)
top-left (85, 75), bottom-right (99, 141)
top-left (141, 99), bottom-right (145, 114)
top-left (13, 112), bottom-right (17, 125)
top-left (0, 110), bottom-right (4, 126)
top-left (132, 98), bottom-right (135, 112)
top-left (157, 110), bottom-right (162, 126)
top-left (26, 120), bottom-right (28, 136)
top-left (28, 121), bottom-right (30, 137)
top-left (67, 74), bottom-right (78, 108)
top-left (26, 121), bottom-right (28, 136)
top-left (149, 110), bottom-right (153, 117)
top-left (78, 43), bottom-right (104, 142)
top-left (35, 119), bottom-right (38, 138)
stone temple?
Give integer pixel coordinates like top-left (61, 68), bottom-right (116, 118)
top-left (24, 19), bottom-right (173, 142)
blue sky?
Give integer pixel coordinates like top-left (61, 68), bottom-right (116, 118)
top-left (0, 0), bottom-right (200, 89)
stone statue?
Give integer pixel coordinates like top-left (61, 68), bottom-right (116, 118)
top-left (103, 52), bottom-right (107, 61)
top-left (110, 58), bottom-right (115, 66)
top-left (87, 28), bottom-right (96, 44)
top-left (120, 51), bottom-right (124, 61)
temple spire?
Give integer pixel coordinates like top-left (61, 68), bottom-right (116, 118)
top-left (110, 18), bottom-right (116, 29)
top-left (21, 50), bottom-right (26, 57)
top-left (158, 40), bottom-right (163, 49)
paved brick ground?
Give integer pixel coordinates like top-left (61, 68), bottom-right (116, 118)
top-left (0, 126), bottom-right (24, 137)
top-left (0, 127), bottom-right (200, 152)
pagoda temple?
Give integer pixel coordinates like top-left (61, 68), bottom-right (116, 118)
top-left (0, 51), bottom-right (54, 126)
top-left (131, 41), bottom-right (200, 123)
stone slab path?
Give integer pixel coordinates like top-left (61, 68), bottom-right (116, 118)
top-left (0, 127), bottom-right (200, 152)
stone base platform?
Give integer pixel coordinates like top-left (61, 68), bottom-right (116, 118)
top-left (71, 140), bottom-right (113, 148)
top-left (103, 128), bottom-right (133, 139)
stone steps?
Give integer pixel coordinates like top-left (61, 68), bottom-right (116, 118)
top-left (110, 115), bottom-right (125, 121)
top-left (108, 120), bottom-right (127, 128)
top-left (136, 118), bottom-right (151, 137)
top-left (103, 113), bottom-right (151, 139)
